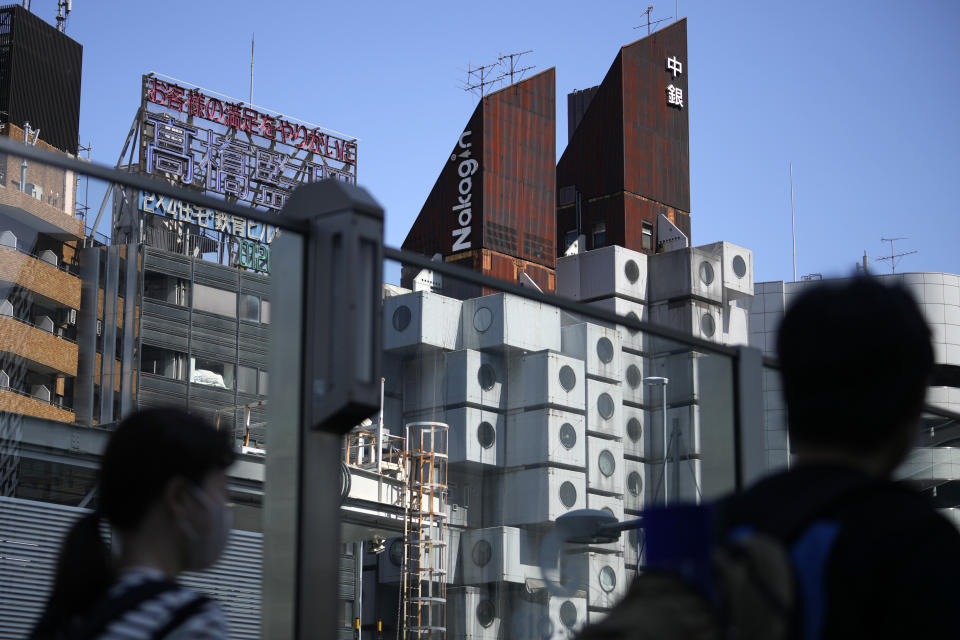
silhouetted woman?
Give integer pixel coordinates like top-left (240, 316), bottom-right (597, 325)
top-left (30, 408), bottom-right (236, 639)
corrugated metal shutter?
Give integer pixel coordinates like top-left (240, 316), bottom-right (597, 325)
top-left (0, 497), bottom-right (264, 640)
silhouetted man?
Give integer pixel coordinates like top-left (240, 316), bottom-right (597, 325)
top-left (719, 276), bottom-right (960, 638)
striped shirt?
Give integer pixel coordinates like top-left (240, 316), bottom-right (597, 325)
top-left (94, 568), bottom-right (227, 640)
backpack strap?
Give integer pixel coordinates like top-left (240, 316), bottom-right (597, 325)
top-left (65, 579), bottom-right (180, 640)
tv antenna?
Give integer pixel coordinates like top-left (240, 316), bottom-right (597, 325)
top-left (463, 61), bottom-right (502, 98)
top-left (633, 5), bottom-right (672, 35)
top-left (877, 237), bottom-right (917, 274)
top-left (497, 50), bottom-right (535, 86)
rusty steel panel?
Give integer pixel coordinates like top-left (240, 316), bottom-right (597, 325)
top-left (622, 19), bottom-right (689, 212)
top-left (403, 68), bottom-right (557, 286)
top-left (555, 19), bottom-right (690, 258)
top-left (482, 68), bottom-right (557, 269)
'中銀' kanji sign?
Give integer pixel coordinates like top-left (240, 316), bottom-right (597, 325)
top-left (139, 75), bottom-right (358, 212)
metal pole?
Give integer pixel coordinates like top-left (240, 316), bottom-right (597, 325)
top-left (662, 381), bottom-right (669, 505)
top-left (790, 162), bottom-right (797, 281)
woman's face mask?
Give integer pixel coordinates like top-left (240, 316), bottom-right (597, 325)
top-left (177, 484), bottom-right (232, 570)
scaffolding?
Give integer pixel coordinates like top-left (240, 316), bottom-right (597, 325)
top-left (401, 421), bottom-right (449, 640)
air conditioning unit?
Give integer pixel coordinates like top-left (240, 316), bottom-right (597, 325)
top-left (460, 526), bottom-right (531, 585)
top-left (36, 315), bottom-right (54, 333)
top-left (699, 241), bottom-right (754, 297)
top-left (0, 299), bottom-right (13, 316)
top-left (561, 323), bottom-right (621, 383)
top-left (383, 290), bottom-right (462, 353)
top-left (586, 435), bottom-right (624, 496)
top-left (38, 250), bottom-right (58, 267)
top-left (587, 552), bottom-right (626, 610)
top-left (584, 379), bottom-right (622, 439)
top-left (620, 352), bottom-right (649, 407)
top-left (623, 459), bottom-right (646, 513)
top-left (31, 384), bottom-right (51, 402)
top-left (512, 596), bottom-right (587, 640)
top-left (446, 407), bottom-right (504, 467)
top-left (586, 297), bottom-right (649, 354)
top-left (27, 183), bottom-right (42, 200)
top-left (66, 308), bottom-right (77, 326)
top-left (96, 319), bottom-right (102, 337)
top-left (0, 230), bottom-right (16, 249)
top-left (501, 467), bottom-right (586, 526)
top-left (647, 247), bottom-right (723, 304)
top-left (646, 457), bottom-right (702, 504)
top-left (578, 246), bottom-right (648, 303)
top-left (447, 587), bottom-right (503, 640)
top-left (649, 298), bottom-right (722, 344)
top-left (445, 349), bottom-right (507, 411)
top-left (505, 408), bottom-right (586, 469)
top-left (621, 405), bottom-right (647, 460)
top-left (585, 492), bottom-right (625, 553)
top-left (0, 370), bottom-right (9, 388)
top-left (506, 350), bottom-right (586, 414)
top-left (646, 403), bottom-right (701, 460)
top-left (461, 293), bottom-right (561, 353)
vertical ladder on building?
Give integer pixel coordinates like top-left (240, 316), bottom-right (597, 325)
top-left (400, 422), bottom-right (448, 640)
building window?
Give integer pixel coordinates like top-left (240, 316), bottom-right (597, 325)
top-left (140, 344), bottom-right (186, 380)
top-left (237, 365), bottom-right (258, 394)
top-left (258, 370), bottom-right (269, 394)
top-left (143, 271), bottom-right (189, 306)
top-left (190, 357), bottom-right (235, 389)
top-left (240, 293), bottom-right (260, 323)
top-left (193, 283), bottom-right (237, 318)
top-left (592, 222), bottom-right (606, 248)
top-left (261, 300), bottom-right (271, 324)
top-left (564, 229), bottom-right (578, 251)
top-left (641, 222), bottom-right (653, 251)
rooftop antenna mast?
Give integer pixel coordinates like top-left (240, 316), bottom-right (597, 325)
top-left (497, 50), bottom-right (535, 86)
top-left (790, 162), bottom-right (797, 281)
top-left (249, 33), bottom-right (254, 104)
top-left (633, 5), bottom-right (672, 35)
top-left (877, 237), bottom-right (917, 274)
top-left (55, 0), bottom-right (70, 33)
top-left (463, 61), bottom-right (502, 98)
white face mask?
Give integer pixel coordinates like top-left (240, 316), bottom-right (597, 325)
top-left (178, 485), bottom-right (232, 570)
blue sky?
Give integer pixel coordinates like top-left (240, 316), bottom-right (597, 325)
top-left (35, 0), bottom-right (960, 283)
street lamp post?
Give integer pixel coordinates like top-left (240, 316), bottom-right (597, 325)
top-left (643, 376), bottom-right (670, 504)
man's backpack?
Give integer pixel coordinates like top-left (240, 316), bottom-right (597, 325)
top-left (574, 502), bottom-right (844, 640)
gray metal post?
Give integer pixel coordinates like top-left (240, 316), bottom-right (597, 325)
top-left (662, 381), bottom-right (669, 504)
top-left (734, 346), bottom-right (766, 490)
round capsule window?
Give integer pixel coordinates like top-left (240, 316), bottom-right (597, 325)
top-left (602, 506), bottom-right (616, 517)
top-left (559, 365), bottom-right (577, 391)
top-left (559, 422), bottom-right (577, 450)
top-left (473, 307), bottom-right (493, 332)
top-left (627, 417), bottom-right (642, 442)
top-left (472, 540), bottom-right (493, 567)
top-left (559, 601), bottom-right (578, 629)
top-left (389, 539), bottom-right (404, 567)
top-left (477, 421), bottom-right (495, 449)
top-left (392, 305), bottom-right (412, 332)
top-left (598, 450), bottom-right (616, 477)
top-left (626, 311), bottom-right (640, 335)
top-left (597, 393), bottom-right (615, 420)
top-left (559, 481), bottom-right (577, 508)
top-left (624, 259), bottom-right (640, 284)
top-left (476, 600), bottom-right (496, 628)
top-left (628, 471), bottom-right (643, 496)
top-left (698, 261), bottom-right (715, 285)
top-left (626, 364), bottom-right (641, 389)
top-left (732, 255), bottom-right (747, 279)
top-left (700, 312), bottom-right (716, 338)
top-left (599, 566), bottom-right (617, 592)
top-left (596, 337), bottom-right (614, 364)
top-left (478, 364), bottom-right (497, 390)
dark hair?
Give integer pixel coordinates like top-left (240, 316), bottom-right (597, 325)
top-left (777, 276), bottom-right (934, 453)
top-left (33, 409), bottom-right (234, 636)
